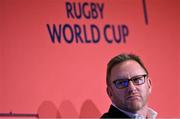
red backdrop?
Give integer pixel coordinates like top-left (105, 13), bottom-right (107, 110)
top-left (0, 0), bottom-right (180, 118)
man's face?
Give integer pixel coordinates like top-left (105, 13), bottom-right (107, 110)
top-left (107, 60), bottom-right (151, 113)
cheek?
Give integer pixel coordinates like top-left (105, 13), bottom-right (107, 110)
top-left (112, 90), bottom-right (125, 101)
top-left (141, 87), bottom-right (150, 98)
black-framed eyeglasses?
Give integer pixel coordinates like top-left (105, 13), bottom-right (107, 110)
top-left (113, 74), bottom-right (147, 89)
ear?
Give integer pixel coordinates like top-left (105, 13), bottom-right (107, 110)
top-left (147, 77), bottom-right (152, 94)
top-left (106, 86), bottom-right (113, 98)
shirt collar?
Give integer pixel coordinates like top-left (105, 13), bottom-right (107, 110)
top-left (112, 103), bottom-right (158, 119)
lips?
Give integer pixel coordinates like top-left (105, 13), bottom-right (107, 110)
top-left (126, 95), bottom-right (141, 100)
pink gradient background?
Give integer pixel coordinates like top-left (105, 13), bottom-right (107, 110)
top-left (0, 0), bottom-right (180, 118)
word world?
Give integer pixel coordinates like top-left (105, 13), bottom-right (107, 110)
top-left (47, 1), bottom-right (129, 44)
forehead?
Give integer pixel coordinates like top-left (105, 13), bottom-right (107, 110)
top-left (110, 60), bottom-right (146, 79)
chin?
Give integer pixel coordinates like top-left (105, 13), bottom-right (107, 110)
top-left (127, 102), bottom-right (143, 112)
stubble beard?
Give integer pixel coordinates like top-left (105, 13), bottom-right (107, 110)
top-left (126, 96), bottom-right (147, 113)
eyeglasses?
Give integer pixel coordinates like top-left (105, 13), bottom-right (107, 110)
top-left (112, 74), bottom-right (147, 89)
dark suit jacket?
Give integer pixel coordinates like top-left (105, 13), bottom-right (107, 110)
top-left (101, 105), bottom-right (131, 118)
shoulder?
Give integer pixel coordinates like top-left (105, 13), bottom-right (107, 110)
top-left (100, 105), bottom-right (130, 118)
top-left (100, 112), bottom-right (110, 118)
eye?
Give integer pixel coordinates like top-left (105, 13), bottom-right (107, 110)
top-left (114, 80), bottom-right (128, 87)
top-left (133, 76), bottom-right (144, 84)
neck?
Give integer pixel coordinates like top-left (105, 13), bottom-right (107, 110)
top-left (134, 105), bottom-right (149, 118)
top-left (113, 103), bottom-right (157, 118)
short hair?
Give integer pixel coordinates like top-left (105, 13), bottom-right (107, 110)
top-left (106, 53), bottom-right (148, 86)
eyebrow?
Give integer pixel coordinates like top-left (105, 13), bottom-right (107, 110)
top-left (115, 74), bottom-right (146, 80)
top-left (113, 78), bottom-right (129, 82)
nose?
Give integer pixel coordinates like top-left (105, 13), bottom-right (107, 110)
top-left (127, 81), bottom-right (136, 92)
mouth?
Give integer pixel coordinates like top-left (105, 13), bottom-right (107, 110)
top-left (126, 95), bottom-right (141, 100)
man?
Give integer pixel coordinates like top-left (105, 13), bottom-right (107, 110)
top-left (101, 53), bottom-right (157, 118)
